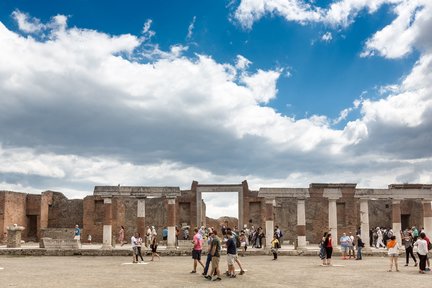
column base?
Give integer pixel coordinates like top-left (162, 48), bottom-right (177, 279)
top-left (101, 243), bottom-right (113, 250)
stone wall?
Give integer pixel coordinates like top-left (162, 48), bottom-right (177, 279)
top-left (2, 192), bottom-right (27, 242)
top-left (48, 192), bottom-right (83, 228)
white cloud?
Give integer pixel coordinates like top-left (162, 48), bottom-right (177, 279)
top-left (187, 16), bottom-right (196, 40)
top-left (142, 19), bottom-right (156, 40)
top-left (321, 31), bottom-right (333, 42)
top-left (235, 54), bottom-right (252, 70)
top-left (233, 0), bottom-right (406, 28)
top-left (241, 69), bottom-right (281, 103)
top-left (361, 0), bottom-right (430, 58)
top-left (1, 10), bottom-right (432, 205)
top-left (11, 10), bottom-right (44, 33)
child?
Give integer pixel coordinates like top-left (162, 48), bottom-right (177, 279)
top-left (271, 234), bottom-right (279, 260)
top-left (386, 235), bottom-right (400, 272)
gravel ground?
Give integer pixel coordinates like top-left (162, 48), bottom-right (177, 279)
top-left (0, 255), bottom-right (429, 288)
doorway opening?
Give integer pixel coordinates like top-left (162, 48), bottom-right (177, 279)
top-left (202, 192), bottom-right (239, 230)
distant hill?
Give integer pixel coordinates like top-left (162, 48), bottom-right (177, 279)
top-left (205, 216), bottom-right (239, 231)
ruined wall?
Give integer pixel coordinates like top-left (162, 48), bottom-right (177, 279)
top-left (4, 192), bottom-right (27, 232)
top-left (48, 192), bottom-right (83, 229)
top-left (0, 192), bottom-right (5, 242)
top-left (274, 198), bottom-right (297, 243)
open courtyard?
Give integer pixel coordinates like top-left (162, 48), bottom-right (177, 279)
top-left (0, 255), bottom-right (429, 288)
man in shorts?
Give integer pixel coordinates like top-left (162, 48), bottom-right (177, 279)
top-left (206, 230), bottom-right (222, 281)
top-left (191, 228), bottom-right (204, 273)
top-left (226, 231), bottom-right (238, 277)
top-left (340, 233), bottom-right (350, 259)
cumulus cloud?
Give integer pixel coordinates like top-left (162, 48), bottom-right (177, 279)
top-left (361, 0), bottom-right (431, 58)
top-left (1, 9), bottom-right (432, 201)
top-left (233, 0), bottom-right (408, 28)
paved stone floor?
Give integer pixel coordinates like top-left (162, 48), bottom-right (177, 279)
top-left (0, 255), bottom-right (429, 288)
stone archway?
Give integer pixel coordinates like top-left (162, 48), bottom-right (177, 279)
top-left (195, 183), bottom-right (244, 229)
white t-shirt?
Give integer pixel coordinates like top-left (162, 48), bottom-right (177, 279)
top-left (415, 239), bottom-right (428, 255)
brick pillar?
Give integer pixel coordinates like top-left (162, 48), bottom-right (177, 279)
top-left (392, 199), bottom-right (402, 245)
top-left (167, 198), bottom-right (176, 248)
top-left (296, 199), bottom-right (306, 249)
top-left (102, 198), bottom-right (113, 249)
top-left (265, 199), bottom-right (275, 249)
top-left (328, 198), bottom-right (338, 247)
top-left (422, 200), bottom-right (432, 235)
top-left (359, 198), bottom-right (370, 249)
top-left (136, 198), bottom-right (146, 240)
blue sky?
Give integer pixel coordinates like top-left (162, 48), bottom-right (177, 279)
top-left (0, 0), bottom-right (431, 218)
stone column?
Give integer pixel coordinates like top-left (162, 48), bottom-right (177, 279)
top-left (196, 190), bottom-right (202, 228)
top-left (296, 199), bottom-right (307, 249)
top-left (265, 199), bottom-right (275, 249)
top-left (102, 198), bottom-right (113, 249)
top-left (392, 199), bottom-right (402, 245)
top-left (422, 200), bottom-right (432, 235)
top-left (167, 198), bottom-right (176, 249)
top-left (136, 198), bottom-right (146, 240)
top-left (323, 188), bottom-right (341, 247)
top-left (359, 198), bottom-right (370, 249)
top-left (328, 198), bottom-right (338, 247)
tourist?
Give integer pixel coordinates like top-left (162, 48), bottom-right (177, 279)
top-left (146, 226), bottom-right (151, 247)
top-left (183, 227), bottom-right (189, 240)
top-left (150, 234), bottom-right (160, 261)
top-left (319, 232), bottom-right (327, 265)
top-left (323, 233), bottom-right (333, 266)
top-left (414, 232), bottom-right (428, 273)
top-left (73, 224), bottom-right (81, 241)
top-left (151, 226), bottom-right (157, 242)
top-left (340, 233), bottom-right (350, 260)
top-left (274, 226), bottom-right (283, 243)
top-left (191, 228), bottom-right (204, 273)
top-left (412, 226), bottom-right (419, 241)
top-left (386, 235), bottom-right (400, 272)
top-left (206, 230), bottom-right (222, 281)
top-left (175, 225), bottom-right (180, 248)
top-left (271, 233), bottom-right (279, 260)
top-left (239, 232), bottom-right (247, 257)
top-left (376, 227), bottom-right (385, 248)
top-left (423, 232), bottom-right (431, 271)
top-left (355, 234), bottom-right (364, 260)
top-left (348, 232), bottom-right (355, 259)
top-left (202, 231), bottom-right (214, 277)
top-left (136, 232), bottom-right (144, 262)
top-left (131, 232), bottom-right (138, 263)
top-left (118, 225), bottom-right (125, 246)
top-left (226, 231), bottom-right (238, 277)
top-left (401, 231), bottom-right (417, 267)
top-left (162, 226), bottom-right (168, 244)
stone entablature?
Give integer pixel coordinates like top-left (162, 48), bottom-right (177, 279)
top-left (355, 188), bottom-right (432, 200)
top-left (258, 188), bottom-right (310, 199)
top-left (94, 186), bottom-right (181, 198)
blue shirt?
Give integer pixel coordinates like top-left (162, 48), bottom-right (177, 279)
top-left (162, 228), bottom-right (168, 237)
top-left (226, 238), bottom-right (236, 255)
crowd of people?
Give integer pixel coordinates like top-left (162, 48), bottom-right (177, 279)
top-left (318, 225), bottom-right (432, 274)
top-left (80, 222), bottom-right (431, 278)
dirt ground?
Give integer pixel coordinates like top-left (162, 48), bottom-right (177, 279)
top-left (0, 255), bottom-right (429, 288)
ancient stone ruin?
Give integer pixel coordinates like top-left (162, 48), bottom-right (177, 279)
top-left (1, 181), bottom-right (431, 250)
